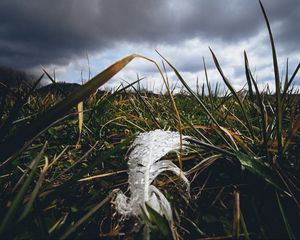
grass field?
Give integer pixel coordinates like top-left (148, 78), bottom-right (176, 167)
top-left (0, 2), bottom-right (299, 239)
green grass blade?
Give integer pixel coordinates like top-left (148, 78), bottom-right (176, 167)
top-left (259, 0), bottom-right (283, 163)
top-left (214, 82), bottom-right (220, 98)
top-left (244, 51), bottom-right (269, 162)
top-left (244, 51), bottom-right (254, 102)
top-left (241, 211), bottom-right (250, 240)
top-left (236, 152), bottom-right (283, 190)
top-left (282, 62), bottom-right (300, 100)
top-left (203, 56), bottom-right (214, 108)
top-left (276, 192), bottom-right (296, 240)
top-left (157, 52), bottom-right (219, 127)
top-left (283, 59), bottom-right (289, 95)
top-left (251, 197), bottom-right (267, 239)
top-left (145, 203), bottom-right (172, 239)
top-left (209, 48), bottom-right (254, 139)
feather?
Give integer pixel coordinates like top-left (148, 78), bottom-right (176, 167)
top-left (113, 129), bottom-right (191, 226)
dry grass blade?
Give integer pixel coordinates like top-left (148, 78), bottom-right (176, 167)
top-left (186, 154), bottom-right (222, 176)
top-left (77, 101), bottom-right (84, 135)
top-left (76, 101), bottom-right (84, 147)
top-left (78, 170), bottom-right (127, 182)
top-left (233, 189), bottom-right (240, 239)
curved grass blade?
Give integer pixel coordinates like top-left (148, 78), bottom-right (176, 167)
top-left (0, 54), bottom-right (138, 166)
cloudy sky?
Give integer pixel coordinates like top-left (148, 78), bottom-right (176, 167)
top-left (0, 0), bottom-right (299, 92)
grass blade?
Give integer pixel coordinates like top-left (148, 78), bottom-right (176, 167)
top-left (236, 152), bottom-right (283, 190)
top-left (282, 62), bottom-right (300, 100)
top-left (244, 51), bottom-right (269, 162)
top-left (77, 101), bottom-right (83, 135)
top-left (241, 211), bottom-right (250, 240)
top-left (203, 56), bottom-right (214, 108)
top-left (233, 189), bottom-right (240, 239)
top-left (283, 117), bottom-right (300, 152)
top-left (19, 156), bottom-right (49, 221)
top-left (209, 48), bottom-right (254, 139)
top-left (145, 203), bottom-right (173, 239)
top-left (259, 0), bottom-right (283, 163)
top-left (0, 142), bottom-right (47, 236)
top-left (157, 52), bottom-right (235, 150)
top-left (0, 74), bottom-right (44, 140)
top-left (244, 53), bottom-right (254, 102)
top-left (276, 192), bottom-right (296, 240)
top-left (60, 190), bottom-right (116, 240)
top-left (0, 54), bottom-right (138, 166)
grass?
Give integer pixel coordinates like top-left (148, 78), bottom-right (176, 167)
top-left (0, 1), bottom-right (299, 239)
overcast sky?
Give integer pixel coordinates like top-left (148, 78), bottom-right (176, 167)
top-left (0, 0), bottom-right (299, 92)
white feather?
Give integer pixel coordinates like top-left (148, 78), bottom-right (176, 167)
top-left (114, 129), bottom-right (190, 224)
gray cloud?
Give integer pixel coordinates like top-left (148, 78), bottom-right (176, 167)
top-left (0, 0), bottom-right (299, 70)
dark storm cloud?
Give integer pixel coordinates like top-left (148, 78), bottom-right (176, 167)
top-left (0, 0), bottom-right (299, 69)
